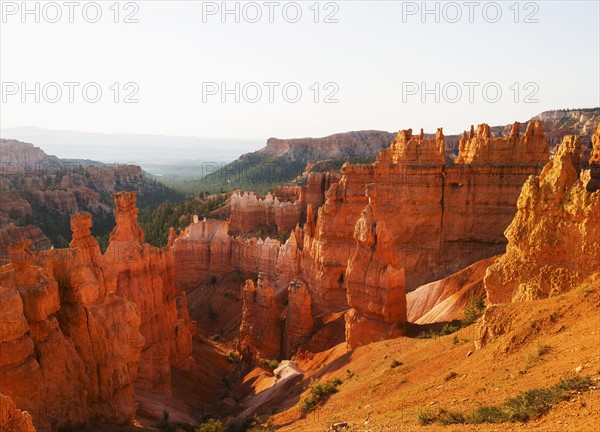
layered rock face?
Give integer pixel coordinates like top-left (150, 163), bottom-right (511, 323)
top-left (484, 135), bottom-right (600, 304)
top-left (344, 187), bottom-right (406, 349)
top-left (0, 232), bottom-right (144, 431)
top-left (587, 124), bottom-right (600, 192)
top-left (302, 122), bottom-right (548, 316)
top-left (104, 192), bottom-right (193, 393)
top-left (238, 274), bottom-right (281, 360)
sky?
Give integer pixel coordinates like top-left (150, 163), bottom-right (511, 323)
top-left (1, 0), bottom-right (599, 148)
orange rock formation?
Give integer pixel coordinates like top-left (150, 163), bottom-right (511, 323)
top-left (104, 192), bottom-right (193, 393)
top-left (456, 121), bottom-right (548, 164)
top-left (302, 121), bottom-right (548, 319)
top-left (0, 232), bottom-right (144, 431)
top-left (0, 394), bottom-right (35, 432)
top-left (344, 185), bottom-right (406, 349)
top-left (484, 135), bottom-right (600, 304)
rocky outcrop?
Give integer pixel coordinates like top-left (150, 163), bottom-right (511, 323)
top-left (229, 180), bottom-right (331, 237)
top-left (0, 139), bottom-right (62, 171)
top-left (587, 124), bottom-right (600, 192)
top-left (456, 121), bottom-right (548, 164)
top-left (0, 234), bottom-right (144, 431)
top-left (532, 109), bottom-right (600, 150)
top-left (0, 394), bottom-right (36, 432)
top-left (238, 274), bottom-right (281, 360)
top-left (104, 192), bottom-right (193, 393)
top-left (386, 128), bottom-right (445, 164)
top-left (0, 220), bottom-right (50, 262)
top-left (229, 192), bottom-right (278, 234)
top-left (344, 186), bottom-right (406, 349)
top-left (484, 135), bottom-right (600, 304)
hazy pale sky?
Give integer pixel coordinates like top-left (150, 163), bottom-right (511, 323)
top-left (1, 0), bottom-right (599, 141)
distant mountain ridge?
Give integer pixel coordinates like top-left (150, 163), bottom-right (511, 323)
top-left (0, 139), bottom-right (180, 257)
top-left (199, 108), bottom-right (600, 192)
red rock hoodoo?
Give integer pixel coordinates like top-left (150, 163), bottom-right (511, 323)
top-left (238, 274), bottom-right (281, 360)
top-left (104, 191), bottom-right (193, 393)
top-left (344, 185), bottom-right (406, 349)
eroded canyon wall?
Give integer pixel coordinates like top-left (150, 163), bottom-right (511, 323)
top-left (301, 121), bottom-right (548, 317)
top-left (173, 121), bottom-right (551, 358)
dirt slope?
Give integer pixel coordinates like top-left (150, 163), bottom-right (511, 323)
top-left (259, 277), bottom-right (600, 431)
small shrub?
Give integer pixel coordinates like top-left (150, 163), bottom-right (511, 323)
top-left (226, 415), bottom-right (256, 432)
top-left (416, 407), bottom-right (435, 425)
top-left (264, 358), bottom-right (280, 370)
top-left (467, 406), bottom-right (508, 424)
top-left (444, 371), bottom-right (458, 382)
top-left (163, 410), bottom-right (170, 422)
top-left (440, 324), bottom-right (459, 335)
top-left (197, 419), bottom-right (226, 432)
top-left (462, 293), bottom-right (483, 326)
top-left (536, 342), bottom-right (552, 357)
top-left (227, 351), bottom-right (236, 363)
top-left (298, 378), bottom-right (342, 415)
top-left (474, 296), bottom-right (486, 311)
top-left (390, 359), bottom-right (403, 369)
top-left (416, 329), bottom-right (440, 339)
top-left (422, 375), bottom-right (594, 425)
top-left (452, 335), bottom-right (459, 345)
top-left (437, 408), bottom-right (465, 425)
top-left (526, 342), bottom-right (552, 366)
